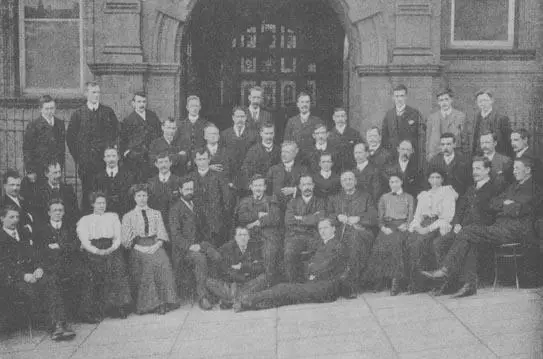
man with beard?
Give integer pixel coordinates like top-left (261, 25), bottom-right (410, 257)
top-left (511, 128), bottom-right (543, 186)
top-left (266, 141), bottom-right (308, 211)
top-left (303, 123), bottom-right (339, 174)
top-left (427, 133), bottom-right (471, 196)
top-left (327, 108), bottom-right (362, 172)
top-left (234, 218), bottom-right (348, 312)
top-left (221, 107), bottom-right (258, 194)
top-left (2, 169), bottom-right (34, 233)
top-left (385, 140), bottom-right (422, 198)
top-left (284, 92), bottom-right (323, 153)
top-left (426, 88), bottom-right (467, 160)
top-left (147, 153), bottom-right (181, 231)
top-left (312, 152), bottom-right (341, 199)
top-left (37, 161), bottom-right (79, 225)
top-left (66, 82), bottom-right (119, 211)
top-left (366, 126), bottom-right (393, 171)
top-left (236, 174), bottom-right (282, 282)
top-left (120, 92), bottom-right (162, 182)
top-left (327, 171), bottom-right (378, 295)
top-left (245, 86), bottom-right (273, 133)
top-left (240, 122), bottom-right (280, 191)
top-left (283, 175), bottom-right (327, 283)
top-left (480, 132), bottom-right (512, 192)
top-left (149, 119), bottom-right (189, 177)
top-left (189, 148), bottom-right (232, 248)
top-left (92, 146), bottom-right (135, 217)
top-left (352, 142), bottom-right (384, 204)
top-left (422, 156), bottom-right (541, 297)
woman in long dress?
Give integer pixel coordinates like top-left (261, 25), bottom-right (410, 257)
top-left (406, 168), bottom-right (458, 293)
top-left (122, 184), bottom-right (179, 315)
top-left (77, 192), bottom-right (132, 320)
top-left (364, 173), bottom-right (414, 295)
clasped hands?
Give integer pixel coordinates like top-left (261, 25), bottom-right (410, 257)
top-left (247, 212), bottom-right (268, 229)
top-left (24, 267), bottom-right (44, 283)
top-left (134, 240), bottom-right (163, 254)
top-left (337, 214), bottom-right (360, 226)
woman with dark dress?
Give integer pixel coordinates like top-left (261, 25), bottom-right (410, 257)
top-left (76, 192), bottom-right (132, 320)
top-left (122, 184), bottom-right (179, 315)
top-left (364, 173), bottom-right (414, 295)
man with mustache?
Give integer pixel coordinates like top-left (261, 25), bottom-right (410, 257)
top-left (328, 108), bottom-right (362, 172)
top-left (284, 92), bottom-right (323, 153)
top-left (385, 140), bottom-right (422, 198)
top-left (479, 132), bottom-right (512, 192)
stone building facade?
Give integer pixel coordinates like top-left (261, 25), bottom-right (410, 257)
top-left (0, 0), bottom-right (542, 180)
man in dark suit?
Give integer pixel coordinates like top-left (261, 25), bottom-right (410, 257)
top-left (480, 132), bottom-right (512, 192)
top-left (205, 124), bottom-right (233, 186)
top-left (92, 146), bottom-right (135, 217)
top-left (169, 177), bottom-right (208, 302)
top-left (0, 205), bottom-right (75, 340)
top-left (2, 169), bottom-right (34, 233)
top-left (149, 118), bottom-right (189, 177)
top-left (423, 157), bottom-right (542, 297)
top-left (312, 152), bottom-right (341, 199)
top-left (120, 92), bottom-right (162, 182)
top-left (220, 106), bottom-right (259, 192)
top-left (66, 82), bottom-right (119, 211)
top-left (471, 89), bottom-right (513, 158)
top-left (147, 152), bottom-right (181, 231)
top-left (245, 86), bottom-right (273, 133)
top-left (266, 141), bottom-right (308, 211)
top-left (511, 128), bottom-right (543, 186)
top-left (175, 95), bottom-right (208, 160)
top-left (37, 161), bottom-right (80, 226)
top-left (366, 126), bottom-right (393, 171)
top-left (381, 84), bottom-right (425, 161)
top-left (283, 175), bottom-right (327, 283)
top-left (385, 140), bottom-right (422, 198)
top-left (23, 95), bottom-right (65, 183)
top-left (327, 171), bottom-right (378, 295)
top-left (236, 174), bottom-right (282, 282)
top-left (328, 107), bottom-right (362, 172)
top-left (427, 133), bottom-right (471, 197)
top-left (284, 92), bottom-right (323, 153)
top-left (352, 142), bottom-right (384, 204)
top-left (240, 122), bottom-right (281, 191)
top-left (303, 123), bottom-right (339, 174)
top-left (188, 148), bottom-right (233, 248)
top-left (234, 218), bottom-right (348, 311)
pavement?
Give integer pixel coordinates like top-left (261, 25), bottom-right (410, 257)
top-left (1, 287), bottom-right (543, 359)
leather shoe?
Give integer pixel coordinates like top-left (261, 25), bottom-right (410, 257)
top-left (420, 268), bottom-right (448, 280)
top-left (60, 323), bottom-right (76, 341)
top-left (451, 283), bottom-right (476, 298)
top-left (118, 308), bottom-right (128, 319)
top-left (198, 297), bottom-right (213, 311)
top-left (390, 278), bottom-right (400, 296)
top-left (51, 323), bottom-right (64, 341)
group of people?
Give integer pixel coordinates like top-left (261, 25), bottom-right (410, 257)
top-left (1, 82), bottom-right (541, 341)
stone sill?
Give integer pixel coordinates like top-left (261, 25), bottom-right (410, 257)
top-left (441, 49), bottom-right (537, 61)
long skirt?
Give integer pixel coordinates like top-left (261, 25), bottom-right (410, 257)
top-left (130, 247), bottom-right (179, 314)
top-left (405, 219), bottom-right (442, 292)
top-left (364, 219), bottom-right (408, 285)
top-left (86, 250), bottom-right (132, 314)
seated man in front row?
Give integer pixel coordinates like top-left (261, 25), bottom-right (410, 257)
top-left (422, 156), bottom-right (542, 297)
top-left (188, 226), bottom-right (267, 310)
top-left (234, 218), bottom-right (348, 312)
top-left (0, 205), bottom-right (75, 340)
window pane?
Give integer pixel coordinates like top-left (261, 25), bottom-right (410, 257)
top-left (24, 21), bottom-right (80, 89)
top-left (24, 0), bottom-right (79, 19)
top-left (453, 0), bottom-right (509, 41)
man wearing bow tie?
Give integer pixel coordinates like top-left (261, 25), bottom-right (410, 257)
top-left (67, 82), bottom-right (119, 211)
top-left (1, 169), bottom-right (34, 234)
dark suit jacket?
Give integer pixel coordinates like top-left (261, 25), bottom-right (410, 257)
top-left (208, 145), bottom-right (233, 183)
top-left (453, 180), bottom-right (499, 227)
top-left (427, 151), bottom-right (471, 196)
top-left (471, 110), bottom-right (513, 158)
top-left (34, 221), bottom-right (80, 273)
top-left (169, 198), bottom-right (200, 271)
top-left (147, 174), bottom-right (181, 228)
top-left (23, 116), bottom-right (65, 174)
top-left (2, 195), bottom-right (34, 232)
top-left (236, 195), bottom-right (282, 243)
top-left (92, 166), bottom-right (135, 217)
top-left (240, 143), bottom-right (281, 190)
top-left (327, 190), bottom-right (378, 228)
top-left (149, 136), bottom-right (189, 177)
top-left (489, 152), bottom-right (513, 192)
top-left (66, 104), bottom-right (119, 173)
top-left (174, 117), bottom-right (209, 155)
top-left (36, 183), bottom-right (79, 225)
top-left (381, 106), bottom-right (424, 157)
top-left (312, 172), bottom-right (341, 199)
top-left (284, 114), bottom-right (323, 152)
top-left (307, 234), bottom-right (348, 281)
top-left (245, 107), bottom-right (273, 131)
top-left (516, 147), bottom-right (543, 187)
top-left (302, 142), bottom-right (340, 174)
top-left (369, 146), bottom-right (393, 170)
top-left (284, 196), bottom-right (327, 236)
top-left (353, 162), bottom-right (384, 204)
top-left (0, 228), bottom-right (37, 287)
top-left (328, 126), bottom-right (362, 171)
top-left (220, 127), bottom-right (259, 186)
top-left (384, 157), bottom-right (422, 198)
top-left (266, 162), bottom-right (308, 209)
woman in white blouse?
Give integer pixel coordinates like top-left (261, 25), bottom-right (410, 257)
top-left (406, 168), bottom-right (458, 293)
top-left (122, 184), bottom-right (178, 315)
top-left (77, 192), bottom-right (132, 320)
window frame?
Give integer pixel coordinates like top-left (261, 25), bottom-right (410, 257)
top-left (18, 0), bottom-right (84, 96)
top-left (449, 0), bottom-right (516, 49)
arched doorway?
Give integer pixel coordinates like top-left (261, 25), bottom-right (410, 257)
top-left (181, 0), bottom-right (345, 135)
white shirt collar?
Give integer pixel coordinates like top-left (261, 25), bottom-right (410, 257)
top-left (207, 143), bottom-right (218, 154)
top-left (198, 168), bottom-right (210, 176)
top-left (262, 142), bottom-right (273, 151)
top-left (320, 170), bottom-right (332, 179)
top-left (235, 126), bottom-right (245, 137)
top-left (250, 107), bottom-right (260, 117)
top-left (481, 109), bottom-right (492, 118)
top-left (443, 152), bottom-right (455, 163)
top-left (188, 115), bottom-right (199, 123)
top-left (4, 227), bottom-right (19, 241)
top-left (87, 102), bottom-right (99, 111)
top-left (181, 198), bottom-right (194, 210)
top-left (300, 112), bottom-right (310, 122)
top-left (519, 174), bottom-right (532, 185)
top-left (485, 151), bottom-right (495, 161)
top-left (316, 142), bottom-right (327, 151)
top-left (42, 115), bottom-right (54, 126)
top-left (399, 158), bottom-right (408, 171)
top-left (50, 220), bottom-right (62, 229)
top-left (516, 147), bottom-right (529, 158)
top-left (396, 105), bottom-right (406, 115)
top-left (136, 110), bottom-right (146, 120)
top-left (107, 166), bottom-right (119, 177)
top-left (335, 124), bottom-right (346, 134)
top-left (441, 108), bottom-right (453, 117)
top-left (164, 136), bottom-right (174, 145)
top-left (283, 161), bottom-right (294, 170)
top-left (392, 189), bottom-right (403, 195)
top-left (476, 178), bottom-right (490, 189)
top-left (159, 172), bottom-right (171, 183)
top-left (7, 195), bottom-right (20, 206)
top-left (356, 161), bottom-right (369, 171)
top-left (302, 195), bottom-right (312, 204)
top-left (322, 233), bottom-right (335, 244)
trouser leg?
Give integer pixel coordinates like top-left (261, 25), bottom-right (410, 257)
top-left (283, 234), bottom-right (308, 283)
top-left (188, 251), bottom-right (210, 300)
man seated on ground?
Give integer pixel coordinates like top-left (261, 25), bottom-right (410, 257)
top-left (234, 218), bottom-right (348, 312)
top-left (189, 226), bottom-right (267, 310)
top-left (236, 175), bottom-right (282, 283)
top-left (283, 175), bottom-right (327, 283)
top-left (0, 205), bottom-right (75, 341)
top-left (422, 156), bottom-right (542, 297)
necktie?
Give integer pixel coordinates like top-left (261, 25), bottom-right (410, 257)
top-left (142, 209), bottom-right (149, 236)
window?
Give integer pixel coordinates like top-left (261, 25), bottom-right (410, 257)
top-left (19, 0), bottom-right (83, 94)
top-left (450, 0), bottom-right (515, 49)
